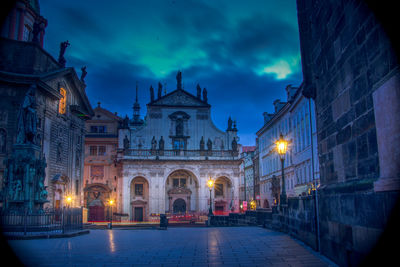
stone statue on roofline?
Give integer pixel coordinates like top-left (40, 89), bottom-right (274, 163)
top-left (80, 66), bottom-right (87, 83)
top-left (197, 84), bottom-right (201, 99)
top-left (58, 40), bottom-right (70, 67)
top-left (150, 85), bottom-right (154, 102)
top-left (158, 82), bottom-right (162, 99)
top-left (176, 71), bottom-right (182, 90)
top-left (203, 88), bottom-right (208, 103)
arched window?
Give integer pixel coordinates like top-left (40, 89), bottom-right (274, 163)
top-left (59, 88), bottom-right (67, 114)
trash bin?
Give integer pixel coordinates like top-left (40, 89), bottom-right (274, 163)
top-left (160, 214), bottom-right (168, 228)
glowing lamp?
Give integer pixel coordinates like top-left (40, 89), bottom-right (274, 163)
top-left (276, 133), bottom-right (288, 159)
top-left (207, 178), bottom-right (214, 189)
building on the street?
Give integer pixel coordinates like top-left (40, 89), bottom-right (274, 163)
top-left (83, 102), bottom-right (121, 221)
top-left (297, 0), bottom-right (400, 265)
top-left (0, 0), bottom-right (93, 210)
top-left (257, 84), bottom-right (319, 208)
top-left (239, 146), bottom-right (256, 209)
top-left (1, 0), bottom-right (47, 47)
top-left (117, 72), bottom-right (241, 221)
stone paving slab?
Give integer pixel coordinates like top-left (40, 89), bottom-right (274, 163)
top-left (6, 227), bottom-right (336, 266)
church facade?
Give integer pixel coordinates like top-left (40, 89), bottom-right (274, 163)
top-left (116, 72), bottom-right (241, 221)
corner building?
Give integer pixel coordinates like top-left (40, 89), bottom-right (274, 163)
top-left (117, 73), bottom-right (241, 221)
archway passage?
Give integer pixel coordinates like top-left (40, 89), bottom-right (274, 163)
top-left (173, 198), bottom-right (186, 213)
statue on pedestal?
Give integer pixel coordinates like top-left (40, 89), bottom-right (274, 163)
top-left (200, 136), bottom-right (205, 151)
top-left (16, 85), bottom-right (37, 145)
top-left (150, 86), bottom-right (154, 102)
top-left (159, 136), bottom-right (164, 150)
top-left (123, 135), bottom-right (130, 149)
top-left (58, 40), bottom-right (70, 67)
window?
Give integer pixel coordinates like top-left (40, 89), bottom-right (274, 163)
top-left (135, 184), bottom-right (143, 196)
top-left (173, 179), bottom-right (179, 187)
top-left (89, 146), bottom-right (97, 156)
top-left (98, 126), bottom-right (107, 133)
top-left (59, 88), bottom-right (67, 114)
top-left (180, 178), bottom-right (186, 187)
top-left (90, 126), bottom-right (98, 133)
top-left (98, 146), bottom-right (106, 156)
top-left (215, 183), bottom-right (223, 196)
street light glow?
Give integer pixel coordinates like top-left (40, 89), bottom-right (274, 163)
top-left (276, 133), bottom-right (288, 157)
top-left (207, 178), bottom-right (214, 189)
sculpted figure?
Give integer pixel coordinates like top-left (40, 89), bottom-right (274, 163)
top-left (159, 136), bottom-right (164, 150)
top-left (150, 85), bottom-right (154, 102)
top-left (13, 179), bottom-right (22, 201)
top-left (207, 138), bottom-right (212, 151)
top-left (200, 136), bottom-right (205, 151)
top-left (58, 40), bottom-right (70, 67)
top-left (151, 136), bottom-right (157, 150)
top-left (232, 137), bottom-right (238, 152)
top-left (123, 135), bottom-right (130, 149)
top-left (158, 82), bottom-right (162, 99)
top-left (227, 117), bottom-right (233, 131)
top-left (196, 84), bottom-right (201, 98)
top-left (80, 66), bottom-right (87, 82)
top-left (203, 88), bottom-right (208, 103)
top-left (176, 71), bottom-right (182, 90)
top-left (16, 85), bottom-right (37, 144)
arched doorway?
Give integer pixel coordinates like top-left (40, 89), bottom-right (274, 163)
top-left (214, 176), bottom-right (234, 214)
top-left (84, 183), bottom-right (112, 222)
top-left (130, 177), bottom-right (149, 222)
top-left (173, 198), bottom-right (186, 213)
top-left (165, 170), bottom-right (199, 213)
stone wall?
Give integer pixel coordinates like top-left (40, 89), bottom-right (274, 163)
top-left (296, 0), bottom-right (400, 265)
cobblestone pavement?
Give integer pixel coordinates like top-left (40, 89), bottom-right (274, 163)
top-left (7, 227), bottom-right (336, 267)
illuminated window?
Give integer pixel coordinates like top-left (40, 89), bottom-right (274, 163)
top-left (59, 88), bottom-right (67, 114)
top-left (98, 146), bottom-right (106, 155)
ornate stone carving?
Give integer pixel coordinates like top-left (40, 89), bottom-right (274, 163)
top-left (16, 85), bottom-right (38, 145)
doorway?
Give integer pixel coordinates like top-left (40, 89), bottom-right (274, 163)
top-left (134, 207), bottom-right (143, 222)
top-left (173, 198), bottom-right (186, 213)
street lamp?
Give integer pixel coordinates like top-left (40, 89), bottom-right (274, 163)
top-left (108, 199), bottom-right (114, 229)
top-left (66, 195), bottom-right (72, 208)
top-left (207, 178), bottom-right (214, 216)
top-left (276, 133), bottom-right (288, 205)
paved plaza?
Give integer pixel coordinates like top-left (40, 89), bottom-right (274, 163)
top-left (7, 227), bottom-right (335, 267)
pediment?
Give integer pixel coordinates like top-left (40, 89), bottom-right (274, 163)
top-left (148, 89), bottom-right (210, 108)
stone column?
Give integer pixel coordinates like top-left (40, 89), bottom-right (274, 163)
top-left (373, 73), bottom-right (400, 191)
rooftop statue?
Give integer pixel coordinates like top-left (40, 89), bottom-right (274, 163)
top-left (16, 85), bottom-right (37, 145)
top-left (58, 40), bottom-right (70, 67)
top-left (158, 82), bottom-right (163, 99)
top-left (203, 88), bottom-right (208, 103)
top-left (150, 85), bottom-right (154, 102)
top-left (80, 66), bottom-right (87, 83)
top-left (197, 84), bottom-right (201, 99)
top-left (176, 71), bottom-right (182, 90)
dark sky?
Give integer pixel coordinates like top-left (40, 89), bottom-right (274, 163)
top-left (40, 0), bottom-right (303, 145)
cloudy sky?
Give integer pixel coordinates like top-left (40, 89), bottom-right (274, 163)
top-left (41, 0), bottom-right (303, 145)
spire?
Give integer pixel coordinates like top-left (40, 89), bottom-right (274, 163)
top-left (133, 82), bottom-right (140, 122)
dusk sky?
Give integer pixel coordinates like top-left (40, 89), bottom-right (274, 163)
top-left (40, 0), bottom-right (303, 146)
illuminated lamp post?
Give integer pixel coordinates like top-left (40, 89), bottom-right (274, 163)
top-left (108, 199), bottom-right (114, 229)
top-left (207, 178), bottom-right (214, 216)
top-left (276, 133), bottom-right (288, 205)
top-left (66, 195), bottom-right (72, 208)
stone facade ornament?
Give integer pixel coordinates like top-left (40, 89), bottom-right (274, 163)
top-left (207, 138), bottom-right (212, 151)
top-left (151, 136), bottom-right (157, 151)
top-left (150, 85), bottom-right (154, 102)
top-left (58, 40), bottom-right (70, 67)
top-left (159, 136), bottom-right (164, 150)
top-left (232, 137), bottom-right (238, 152)
top-left (176, 71), bottom-right (182, 90)
top-left (158, 82), bottom-right (162, 99)
top-left (197, 84), bottom-right (201, 99)
top-left (80, 66), bottom-right (87, 83)
top-left (123, 135), bottom-right (130, 149)
top-left (203, 88), bottom-right (208, 103)
top-left (16, 85), bottom-right (38, 145)
top-left (200, 136), bottom-right (205, 151)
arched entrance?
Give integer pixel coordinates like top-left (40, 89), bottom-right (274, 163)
top-left (130, 177), bottom-right (149, 222)
top-left (165, 170), bottom-right (199, 213)
top-left (214, 176), bottom-right (234, 214)
top-left (84, 183), bottom-right (112, 222)
top-left (173, 198), bottom-right (186, 213)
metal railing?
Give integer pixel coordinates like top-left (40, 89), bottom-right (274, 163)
top-left (0, 207), bottom-right (83, 236)
top-left (124, 149), bottom-right (239, 159)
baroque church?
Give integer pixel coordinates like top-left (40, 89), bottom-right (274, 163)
top-left (117, 72), bottom-right (241, 221)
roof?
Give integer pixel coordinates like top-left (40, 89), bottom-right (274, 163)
top-left (242, 146), bottom-right (256, 153)
top-left (147, 88), bottom-right (210, 108)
